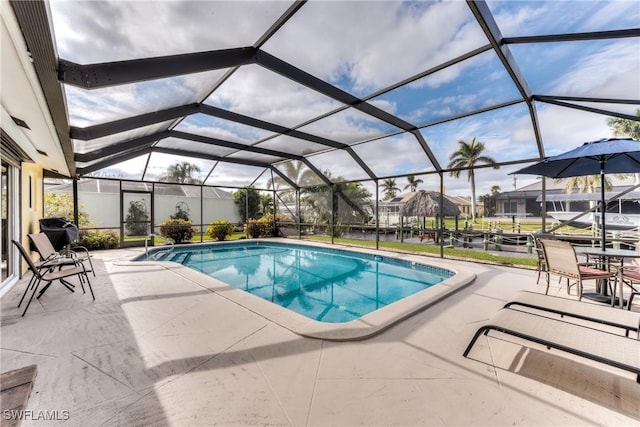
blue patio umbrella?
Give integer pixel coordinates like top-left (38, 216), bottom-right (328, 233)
top-left (511, 138), bottom-right (640, 250)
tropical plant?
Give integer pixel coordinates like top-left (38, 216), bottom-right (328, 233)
top-left (44, 192), bottom-right (93, 227)
top-left (244, 217), bottom-right (276, 238)
top-left (607, 108), bottom-right (640, 139)
top-left (267, 160), bottom-right (317, 190)
top-left (206, 220), bottom-right (235, 241)
top-left (608, 108), bottom-right (640, 184)
top-left (562, 175), bottom-right (613, 194)
top-left (381, 178), bottom-right (401, 200)
top-left (259, 194), bottom-right (274, 217)
top-left (157, 162), bottom-right (202, 184)
top-left (447, 137), bottom-right (499, 222)
top-left (304, 175), bottom-right (373, 237)
top-left (159, 218), bottom-right (195, 243)
top-left (233, 186), bottom-right (261, 222)
top-left (404, 175), bottom-right (423, 192)
top-left (125, 200), bottom-right (149, 236)
top-left (79, 230), bottom-right (119, 250)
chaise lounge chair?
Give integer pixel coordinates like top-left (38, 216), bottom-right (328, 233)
top-left (463, 308), bottom-right (640, 383)
top-left (504, 291), bottom-right (640, 338)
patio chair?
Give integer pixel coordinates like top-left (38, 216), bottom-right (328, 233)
top-left (615, 266), bottom-right (640, 310)
top-left (28, 232), bottom-right (94, 277)
top-left (463, 308), bottom-right (640, 383)
top-left (538, 239), bottom-right (615, 300)
top-left (532, 236), bottom-right (548, 285)
top-left (12, 240), bottom-right (94, 317)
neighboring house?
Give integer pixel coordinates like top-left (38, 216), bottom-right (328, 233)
top-left (491, 176), bottom-right (639, 218)
top-left (379, 192), bottom-right (473, 226)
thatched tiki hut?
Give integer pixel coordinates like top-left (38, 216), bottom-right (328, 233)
top-left (399, 191), bottom-right (460, 242)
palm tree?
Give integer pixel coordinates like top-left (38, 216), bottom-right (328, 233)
top-left (404, 175), bottom-right (423, 192)
top-left (447, 137), bottom-right (499, 222)
top-left (158, 162), bottom-right (202, 184)
top-left (267, 160), bottom-right (316, 190)
top-left (381, 178), bottom-right (401, 200)
top-left (607, 108), bottom-right (640, 140)
top-left (562, 175), bottom-right (612, 194)
top-left (259, 193), bottom-right (274, 217)
top-left (608, 108), bottom-right (640, 185)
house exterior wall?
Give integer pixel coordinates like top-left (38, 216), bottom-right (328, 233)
top-left (20, 163), bottom-right (43, 266)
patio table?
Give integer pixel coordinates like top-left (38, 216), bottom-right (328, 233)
top-left (576, 247), bottom-right (640, 307)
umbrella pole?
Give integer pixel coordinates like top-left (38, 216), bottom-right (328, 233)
top-left (600, 160), bottom-right (606, 251)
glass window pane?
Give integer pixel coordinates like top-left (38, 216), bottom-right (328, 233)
top-left (144, 152), bottom-right (214, 184)
top-left (205, 65), bottom-right (340, 128)
top-left (351, 134), bottom-right (434, 178)
top-left (73, 121), bottom-right (174, 154)
top-left (263, 1), bottom-right (486, 97)
top-left (255, 135), bottom-right (330, 156)
top-left (273, 160), bottom-right (325, 187)
top-left (205, 163), bottom-right (267, 188)
top-left (81, 154), bottom-right (150, 181)
top-left (370, 51), bottom-right (522, 126)
top-left (155, 138), bottom-right (238, 158)
top-left (486, 0), bottom-right (640, 38)
top-left (510, 39), bottom-right (639, 99)
top-left (65, 70), bottom-right (228, 127)
top-left (419, 103), bottom-right (538, 167)
top-left (306, 150), bottom-right (370, 182)
top-left (225, 151), bottom-right (286, 165)
top-left (298, 108), bottom-right (398, 145)
top-left (50, 1), bottom-right (295, 62)
top-left (534, 102), bottom-right (622, 156)
top-left (174, 113), bottom-right (275, 144)
top-left (251, 169), bottom-right (276, 191)
top-left (551, 101), bottom-right (640, 119)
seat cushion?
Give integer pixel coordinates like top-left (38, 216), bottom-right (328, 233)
top-left (578, 266), bottom-right (613, 278)
top-left (622, 268), bottom-right (640, 282)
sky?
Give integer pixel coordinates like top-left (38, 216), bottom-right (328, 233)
top-left (49, 0), bottom-right (640, 197)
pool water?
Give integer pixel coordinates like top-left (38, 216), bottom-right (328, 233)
top-left (140, 242), bottom-right (454, 323)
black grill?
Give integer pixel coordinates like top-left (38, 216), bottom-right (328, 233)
top-left (39, 217), bottom-right (79, 250)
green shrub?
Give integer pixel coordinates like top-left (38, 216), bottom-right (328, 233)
top-left (245, 216), bottom-right (277, 238)
top-left (79, 230), bottom-right (119, 250)
top-left (159, 218), bottom-right (195, 243)
top-left (206, 220), bottom-right (235, 241)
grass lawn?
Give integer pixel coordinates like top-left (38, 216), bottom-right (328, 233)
top-left (300, 235), bottom-right (538, 269)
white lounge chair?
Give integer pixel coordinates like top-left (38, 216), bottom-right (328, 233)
top-left (464, 308), bottom-right (640, 383)
top-left (504, 291), bottom-right (640, 338)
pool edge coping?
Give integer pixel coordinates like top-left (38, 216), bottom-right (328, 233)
top-left (115, 238), bottom-right (477, 341)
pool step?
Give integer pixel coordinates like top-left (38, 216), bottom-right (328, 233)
top-left (168, 252), bottom-right (192, 264)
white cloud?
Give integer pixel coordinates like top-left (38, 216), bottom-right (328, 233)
top-left (50, 0), bottom-right (292, 63)
top-left (263, 1), bottom-right (485, 96)
top-left (206, 65), bottom-right (340, 128)
top-left (546, 39), bottom-right (640, 98)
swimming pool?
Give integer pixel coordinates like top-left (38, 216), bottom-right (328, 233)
top-left (131, 239), bottom-right (475, 340)
top-left (138, 241), bottom-right (454, 323)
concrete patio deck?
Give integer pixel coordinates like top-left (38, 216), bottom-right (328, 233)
top-left (1, 242), bottom-right (638, 426)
